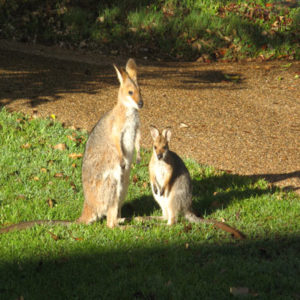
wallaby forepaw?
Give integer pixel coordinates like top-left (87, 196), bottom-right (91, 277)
top-left (117, 218), bottom-right (126, 224)
top-left (153, 185), bottom-right (158, 195)
top-left (120, 158), bottom-right (126, 170)
top-left (160, 187), bottom-right (165, 196)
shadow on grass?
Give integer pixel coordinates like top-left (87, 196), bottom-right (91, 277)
top-left (124, 171), bottom-right (279, 220)
top-left (1, 235), bottom-right (300, 299)
top-left (250, 170), bottom-right (300, 193)
top-left (191, 173), bottom-right (278, 216)
top-left (122, 195), bottom-right (159, 219)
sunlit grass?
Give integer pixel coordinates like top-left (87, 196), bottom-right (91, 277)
top-left (0, 108), bottom-right (300, 299)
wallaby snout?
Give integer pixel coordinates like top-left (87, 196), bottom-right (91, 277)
top-left (138, 98), bottom-right (143, 109)
top-left (157, 153), bottom-right (163, 160)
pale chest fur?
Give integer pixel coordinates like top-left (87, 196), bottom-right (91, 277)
top-left (153, 160), bottom-right (168, 188)
top-left (121, 109), bottom-right (139, 161)
top-left (150, 159), bottom-right (170, 208)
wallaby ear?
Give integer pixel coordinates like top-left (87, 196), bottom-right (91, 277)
top-left (114, 64), bottom-right (127, 85)
top-left (125, 58), bottom-right (137, 82)
top-left (162, 128), bottom-right (172, 142)
top-left (149, 125), bottom-right (159, 141)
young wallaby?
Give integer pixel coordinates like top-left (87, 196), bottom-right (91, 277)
top-left (148, 126), bottom-right (245, 239)
top-left (0, 59), bottom-right (143, 234)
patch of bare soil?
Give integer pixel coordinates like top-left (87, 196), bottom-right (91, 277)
top-left (1, 40), bottom-right (299, 193)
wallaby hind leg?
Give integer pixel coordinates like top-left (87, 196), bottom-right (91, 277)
top-left (107, 203), bottom-right (119, 228)
top-left (167, 202), bottom-right (177, 225)
top-left (105, 178), bottom-right (122, 228)
top-left (167, 213), bottom-right (177, 226)
top-left (161, 204), bottom-right (169, 221)
top-left (77, 202), bottom-right (97, 224)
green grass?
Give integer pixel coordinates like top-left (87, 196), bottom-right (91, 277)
top-left (0, 108), bottom-right (300, 299)
top-left (0, 0), bottom-right (299, 61)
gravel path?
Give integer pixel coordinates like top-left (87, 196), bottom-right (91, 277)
top-left (1, 40), bottom-right (299, 193)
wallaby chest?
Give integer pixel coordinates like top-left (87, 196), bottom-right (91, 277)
top-left (152, 159), bottom-right (170, 187)
top-left (121, 109), bottom-right (139, 159)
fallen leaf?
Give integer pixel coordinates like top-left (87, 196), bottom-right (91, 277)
top-left (68, 230), bottom-right (84, 241)
top-left (183, 223), bottom-right (192, 233)
top-left (179, 122), bottom-right (189, 128)
top-left (68, 153), bottom-right (83, 159)
top-left (281, 62), bottom-right (292, 69)
top-left (70, 182), bottom-right (77, 192)
top-left (72, 163), bottom-right (77, 168)
top-left (47, 199), bottom-right (57, 208)
top-left (132, 174), bottom-right (138, 184)
top-left (143, 182), bottom-right (148, 189)
top-left (230, 287), bottom-right (249, 296)
top-left (185, 243), bottom-right (189, 249)
top-left (40, 168), bottom-right (47, 173)
top-left (67, 135), bottom-right (76, 141)
top-left (53, 143), bottom-right (66, 151)
top-left (33, 176), bottom-right (39, 181)
top-left (54, 172), bottom-right (64, 178)
top-left (48, 231), bottom-right (60, 241)
top-left (224, 74), bottom-right (241, 82)
top-left (21, 143), bottom-right (31, 149)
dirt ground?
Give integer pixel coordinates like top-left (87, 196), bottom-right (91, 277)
top-left (1, 40), bottom-right (299, 193)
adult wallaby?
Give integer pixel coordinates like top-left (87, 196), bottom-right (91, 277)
top-left (0, 59), bottom-right (143, 234)
top-left (148, 126), bottom-right (245, 239)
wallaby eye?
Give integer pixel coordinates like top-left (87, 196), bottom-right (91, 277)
top-left (128, 91), bottom-right (133, 95)
top-left (163, 146), bottom-right (167, 150)
top-left (154, 146), bottom-right (157, 150)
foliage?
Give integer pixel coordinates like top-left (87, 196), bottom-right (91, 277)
top-left (0, 108), bottom-right (300, 299)
top-left (0, 0), bottom-right (299, 61)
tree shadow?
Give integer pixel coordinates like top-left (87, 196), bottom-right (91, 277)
top-left (122, 170), bottom-right (281, 220)
top-left (0, 48), bottom-right (116, 108)
top-left (0, 47), bottom-right (246, 110)
top-left (1, 234), bottom-right (300, 299)
top-left (141, 67), bottom-right (245, 91)
top-left (249, 170), bottom-right (300, 192)
top-left (122, 195), bottom-right (159, 219)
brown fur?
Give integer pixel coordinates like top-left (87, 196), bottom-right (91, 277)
top-left (149, 126), bottom-right (246, 240)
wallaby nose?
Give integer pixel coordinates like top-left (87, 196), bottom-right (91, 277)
top-left (157, 153), bottom-right (163, 160)
top-left (138, 99), bottom-right (143, 109)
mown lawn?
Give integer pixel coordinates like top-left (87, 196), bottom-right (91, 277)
top-left (0, 108), bottom-right (300, 299)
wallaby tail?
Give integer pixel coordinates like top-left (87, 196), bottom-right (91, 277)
top-left (184, 211), bottom-right (246, 240)
top-left (0, 220), bottom-right (72, 234)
